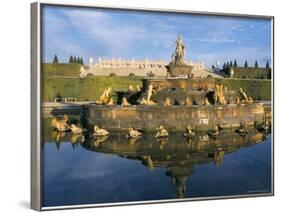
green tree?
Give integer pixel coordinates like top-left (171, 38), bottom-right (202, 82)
top-left (254, 60), bottom-right (259, 68)
top-left (80, 58), bottom-right (84, 65)
top-left (229, 61), bottom-right (233, 67)
top-left (234, 60), bottom-right (238, 67)
top-left (226, 61), bottom-right (229, 67)
top-left (244, 60), bottom-right (248, 68)
top-left (73, 56), bottom-right (77, 64)
top-left (223, 62), bottom-right (226, 69)
top-left (53, 54), bottom-right (59, 64)
top-left (266, 60), bottom-right (270, 68)
top-left (69, 55), bottom-right (73, 63)
top-left (77, 57), bottom-right (81, 64)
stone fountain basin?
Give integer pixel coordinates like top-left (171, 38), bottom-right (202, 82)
top-left (83, 103), bottom-right (264, 131)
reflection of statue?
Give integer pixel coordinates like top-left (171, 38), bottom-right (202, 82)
top-left (209, 126), bottom-right (220, 137)
top-left (93, 125), bottom-right (109, 137)
top-left (51, 130), bottom-right (65, 141)
top-left (71, 134), bottom-right (81, 144)
top-left (51, 115), bottom-right (70, 132)
top-left (142, 156), bottom-right (154, 171)
top-left (127, 127), bottom-right (141, 138)
top-left (93, 135), bottom-right (109, 147)
top-left (236, 123), bottom-right (248, 135)
top-left (121, 97), bottom-right (131, 106)
top-left (156, 125), bottom-right (169, 138)
top-left (70, 124), bottom-right (83, 135)
top-left (96, 87), bottom-right (112, 105)
top-left (157, 138), bottom-right (168, 149)
top-left (171, 34), bottom-right (186, 64)
top-left (184, 125), bottom-right (195, 137)
top-left (214, 149), bottom-right (224, 166)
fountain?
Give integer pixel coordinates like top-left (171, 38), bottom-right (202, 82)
top-left (83, 35), bottom-right (265, 131)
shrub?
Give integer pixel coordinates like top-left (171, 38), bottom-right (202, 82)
top-left (128, 73), bottom-right (136, 77)
top-left (109, 73), bottom-right (117, 77)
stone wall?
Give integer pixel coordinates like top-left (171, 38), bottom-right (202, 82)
top-left (84, 103), bottom-right (265, 131)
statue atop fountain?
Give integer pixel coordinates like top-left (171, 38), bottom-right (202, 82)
top-left (171, 34), bottom-right (186, 65)
top-left (167, 34), bottom-right (193, 77)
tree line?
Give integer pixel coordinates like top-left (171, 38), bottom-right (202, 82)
top-left (222, 60), bottom-right (270, 69)
top-left (52, 54), bottom-right (84, 65)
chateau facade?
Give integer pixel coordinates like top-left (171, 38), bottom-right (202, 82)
top-left (80, 57), bottom-right (207, 77)
top-left (93, 57), bottom-right (166, 69)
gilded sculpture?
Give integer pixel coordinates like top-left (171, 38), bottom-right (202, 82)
top-left (96, 87), bottom-right (112, 105)
top-left (93, 125), bottom-right (109, 137)
top-left (121, 97), bottom-right (131, 106)
top-left (213, 84), bottom-right (227, 105)
top-left (127, 127), bottom-right (142, 138)
top-left (164, 97), bottom-right (172, 106)
top-left (156, 125), bottom-right (169, 138)
top-left (183, 97), bottom-right (192, 106)
top-left (51, 115), bottom-right (70, 132)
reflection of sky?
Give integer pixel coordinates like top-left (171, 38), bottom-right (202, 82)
top-left (42, 135), bottom-right (272, 207)
top-left (42, 5), bottom-right (272, 68)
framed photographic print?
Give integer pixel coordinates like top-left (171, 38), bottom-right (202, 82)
top-left (31, 1), bottom-right (274, 211)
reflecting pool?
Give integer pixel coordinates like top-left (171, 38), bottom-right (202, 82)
top-left (42, 120), bottom-right (272, 207)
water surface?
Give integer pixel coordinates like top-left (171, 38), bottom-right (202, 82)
top-left (42, 125), bottom-right (272, 207)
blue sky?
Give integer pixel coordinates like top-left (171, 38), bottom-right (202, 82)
top-left (42, 5), bottom-right (272, 68)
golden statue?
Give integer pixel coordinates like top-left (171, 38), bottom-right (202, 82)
top-left (183, 97), bottom-right (192, 106)
top-left (127, 127), bottom-right (141, 138)
top-left (236, 96), bottom-right (240, 105)
top-left (96, 87), bottom-right (112, 105)
top-left (139, 85), bottom-right (157, 105)
top-left (70, 124), bottom-right (83, 135)
top-left (239, 87), bottom-right (248, 103)
top-left (121, 97), bottom-right (131, 106)
top-left (93, 125), bottom-right (109, 137)
top-left (213, 84), bottom-right (227, 105)
top-left (204, 98), bottom-right (211, 105)
top-left (247, 96), bottom-right (254, 104)
top-left (106, 97), bottom-right (114, 105)
top-left (164, 97), bottom-right (172, 106)
top-left (156, 125), bottom-right (169, 138)
top-left (136, 85), bottom-right (141, 92)
top-left (51, 115), bottom-right (70, 132)
top-left (128, 85), bottom-right (134, 92)
top-left (139, 97), bottom-right (147, 105)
